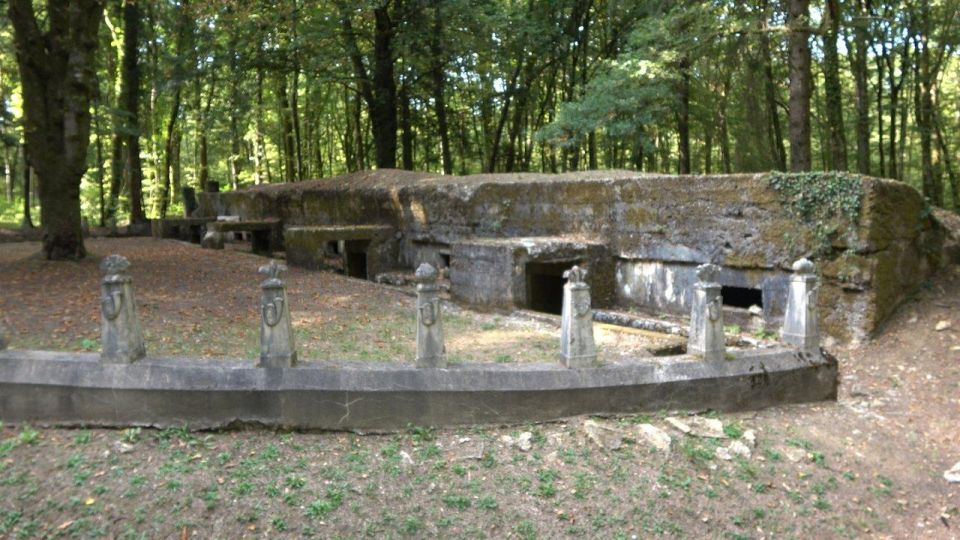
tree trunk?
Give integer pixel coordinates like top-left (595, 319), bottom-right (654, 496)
top-left (2, 150), bottom-right (12, 202)
top-left (676, 57), bottom-right (691, 175)
top-left (757, 10), bottom-right (787, 171)
top-left (95, 98), bottom-right (105, 227)
top-left (915, 32), bottom-right (941, 206)
top-left (850, 0), bottom-right (870, 174)
top-left (787, 0), bottom-right (812, 171)
top-left (487, 61), bottom-right (523, 173)
top-left (160, 86), bottom-right (181, 218)
top-left (886, 38), bottom-right (909, 180)
top-left (371, 5), bottom-right (397, 169)
top-left (291, 68), bottom-right (302, 181)
top-left (9, 0), bottom-right (106, 258)
top-left (934, 109), bottom-right (959, 210)
top-left (399, 77), bottom-right (414, 170)
top-left (339, 4), bottom-right (397, 169)
top-left (21, 144), bottom-right (33, 229)
top-left (277, 75), bottom-right (296, 183)
top-left (254, 68), bottom-right (268, 184)
top-left (172, 128), bottom-right (182, 203)
top-left (822, 0), bottom-right (847, 171)
top-left (875, 53), bottom-right (885, 177)
top-left (430, 1), bottom-right (452, 175)
top-left (122, 0), bottom-right (146, 225)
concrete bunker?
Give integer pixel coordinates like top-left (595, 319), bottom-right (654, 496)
top-left (283, 225), bottom-right (394, 279)
top-left (197, 169), bottom-right (951, 342)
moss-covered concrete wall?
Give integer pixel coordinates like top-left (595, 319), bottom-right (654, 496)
top-left (198, 170), bottom-right (947, 342)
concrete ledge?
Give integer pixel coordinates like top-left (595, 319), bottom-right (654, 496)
top-left (0, 349), bottom-right (837, 431)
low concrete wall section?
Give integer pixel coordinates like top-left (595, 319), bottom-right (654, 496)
top-left (0, 349), bottom-right (836, 431)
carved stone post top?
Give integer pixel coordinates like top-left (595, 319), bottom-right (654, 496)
top-left (259, 260), bottom-right (287, 288)
top-left (695, 263), bottom-right (721, 285)
top-left (415, 263), bottom-right (439, 286)
top-left (563, 265), bottom-right (588, 285)
top-left (100, 255), bottom-right (132, 283)
top-left (792, 258), bottom-right (816, 275)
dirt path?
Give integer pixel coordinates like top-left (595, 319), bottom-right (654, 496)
top-left (0, 239), bottom-right (957, 538)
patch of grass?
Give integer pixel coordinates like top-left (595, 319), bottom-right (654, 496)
top-left (441, 493), bottom-right (471, 510)
top-left (477, 495), bottom-right (499, 510)
top-left (306, 487), bottom-right (345, 519)
top-left (399, 515), bottom-right (422, 536)
top-left (17, 426), bottom-right (39, 445)
top-left (734, 457), bottom-right (758, 482)
top-left (285, 475), bottom-right (306, 489)
top-left (680, 438), bottom-right (716, 466)
top-left (407, 425), bottom-right (436, 443)
top-left (573, 471), bottom-right (593, 500)
top-left (813, 497), bottom-right (832, 511)
top-left (0, 509), bottom-right (22, 534)
top-left (121, 427), bottom-right (142, 444)
top-left (536, 468), bottom-right (559, 498)
top-left (657, 470), bottom-right (692, 491)
top-left (513, 519), bottom-right (537, 540)
top-left (870, 475), bottom-right (894, 497)
top-left (786, 437), bottom-right (814, 450)
top-left (752, 327), bottom-right (777, 340)
top-left (723, 422), bottom-right (744, 439)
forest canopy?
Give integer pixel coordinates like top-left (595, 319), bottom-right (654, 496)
top-left (0, 0), bottom-right (957, 259)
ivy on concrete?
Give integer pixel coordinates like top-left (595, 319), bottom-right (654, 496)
top-left (768, 172), bottom-right (865, 254)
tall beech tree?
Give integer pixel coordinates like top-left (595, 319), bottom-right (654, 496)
top-left (121, 0), bottom-right (147, 226)
top-left (787, 0), bottom-right (813, 172)
top-left (8, 0), bottom-right (106, 259)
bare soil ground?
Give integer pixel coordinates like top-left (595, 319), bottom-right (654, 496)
top-left (0, 238), bottom-right (679, 364)
top-left (0, 238), bottom-right (958, 539)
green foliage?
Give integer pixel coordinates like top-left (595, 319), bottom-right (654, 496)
top-left (538, 2), bottom-right (720, 148)
top-left (768, 172), bottom-right (865, 253)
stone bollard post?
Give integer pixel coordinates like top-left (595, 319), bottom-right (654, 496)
top-left (415, 263), bottom-right (446, 368)
top-left (0, 325), bottom-right (7, 350)
top-left (560, 266), bottom-right (597, 367)
top-left (99, 255), bottom-right (146, 364)
top-left (782, 258), bottom-right (820, 353)
top-left (688, 263), bottom-right (725, 361)
top-left (258, 260), bottom-right (297, 367)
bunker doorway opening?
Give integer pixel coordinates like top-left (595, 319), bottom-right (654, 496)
top-left (721, 285), bottom-right (763, 310)
top-left (345, 240), bottom-right (370, 280)
top-left (526, 261), bottom-right (576, 315)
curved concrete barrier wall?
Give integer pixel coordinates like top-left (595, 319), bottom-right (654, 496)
top-left (0, 349), bottom-right (837, 431)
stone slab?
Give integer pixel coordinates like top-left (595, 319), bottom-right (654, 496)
top-left (284, 225), bottom-right (394, 241)
top-left (207, 219), bottom-right (281, 233)
top-left (0, 348), bottom-right (837, 431)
